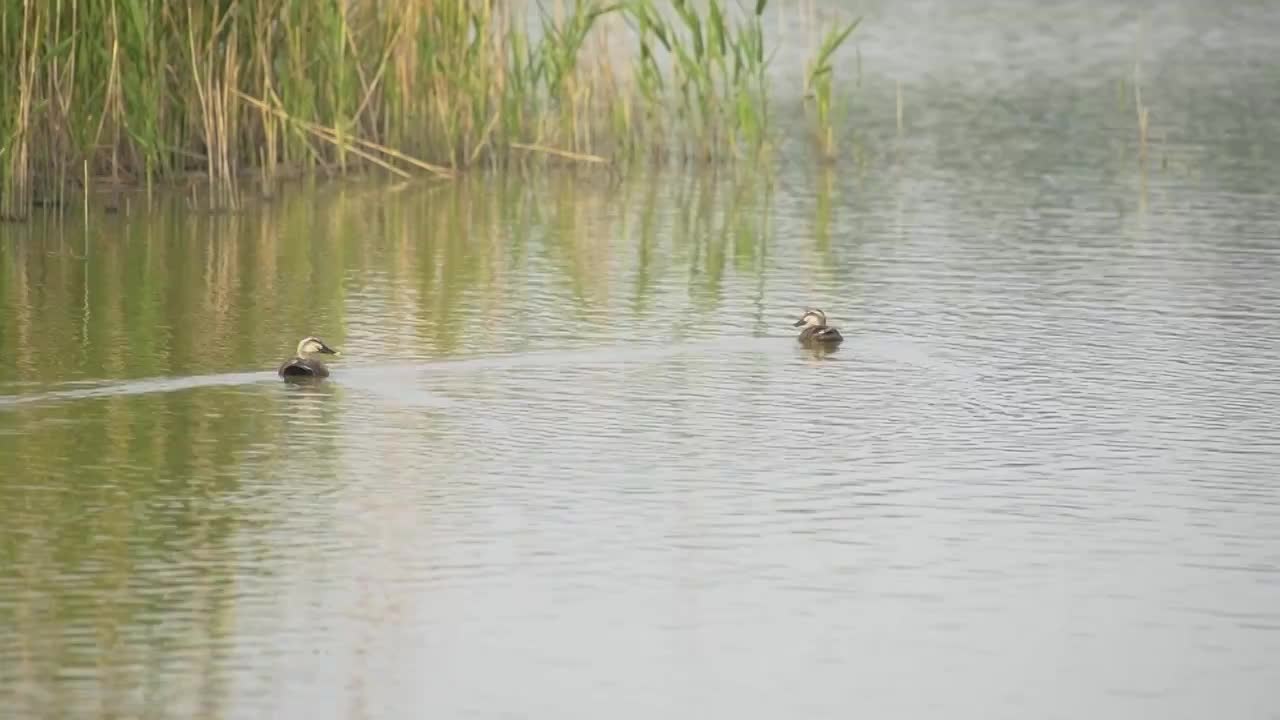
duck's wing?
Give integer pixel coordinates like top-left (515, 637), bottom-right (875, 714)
top-left (279, 357), bottom-right (326, 377)
top-left (800, 326), bottom-right (843, 343)
top-left (816, 326), bottom-right (843, 341)
top-left (278, 359), bottom-right (306, 376)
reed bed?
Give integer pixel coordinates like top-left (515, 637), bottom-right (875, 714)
top-left (0, 0), bottom-right (858, 220)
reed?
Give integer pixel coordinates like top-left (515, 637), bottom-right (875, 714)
top-left (0, 0), bottom-right (857, 220)
top-left (804, 18), bottom-right (859, 161)
top-left (1133, 63), bottom-right (1151, 169)
top-left (622, 0), bottom-right (773, 161)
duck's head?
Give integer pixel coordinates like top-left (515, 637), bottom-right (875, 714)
top-left (297, 336), bottom-right (340, 356)
top-left (792, 308), bottom-right (828, 328)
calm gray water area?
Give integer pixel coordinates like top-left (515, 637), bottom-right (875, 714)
top-left (2, 1), bottom-right (1279, 718)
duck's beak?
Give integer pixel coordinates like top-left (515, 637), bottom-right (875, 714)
top-left (322, 346), bottom-right (340, 355)
top-left (792, 318), bottom-right (806, 327)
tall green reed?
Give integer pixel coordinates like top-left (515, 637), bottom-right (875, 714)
top-left (623, 0), bottom-right (772, 162)
top-left (805, 18), bottom-right (860, 161)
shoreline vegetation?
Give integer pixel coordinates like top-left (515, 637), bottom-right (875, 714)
top-left (0, 0), bottom-right (858, 221)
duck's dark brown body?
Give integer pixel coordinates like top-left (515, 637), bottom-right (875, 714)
top-left (798, 325), bottom-right (843, 344)
top-left (278, 357), bottom-right (331, 378)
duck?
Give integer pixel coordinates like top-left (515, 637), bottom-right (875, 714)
top-left (792, 308), bottom-right (844, 345)
top-left (278, 336), bottom-right (341, 379)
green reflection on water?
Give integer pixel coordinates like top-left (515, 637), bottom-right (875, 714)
top-left (0, 167), bottom-right (786, 717)
top-left (2, 170), bottom-right (781, 385)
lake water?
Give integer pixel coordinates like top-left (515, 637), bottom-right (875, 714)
top-left (3, 1), bottom-right (1280, 719)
